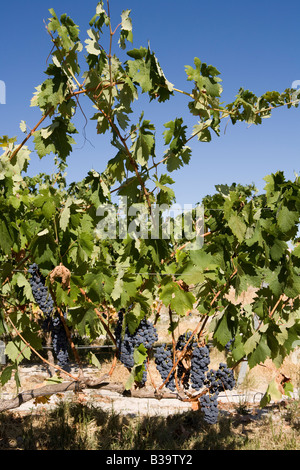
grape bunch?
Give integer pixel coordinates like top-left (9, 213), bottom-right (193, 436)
top-left (204, 363), bottom-right (236, 394)
top-left (114, 310), bottom-right (135, 368)
top-left (162, 330), bottom-right (236, 424)
top-left (119, 328), bottom-right (135, 369)
top-left (154, 330), bottom-right (236, 424)
top-left (50, 315), bottom-right (70, 370)
top-left (154, 344), bottom-right (176, 391)
top-left (159, 331), bottom-right (210, 392)
top-left (114, 313), bottom-right (158, 385)
top-left (132, 317), bottom-right (158, 350)
top-left (28, 263), bottom-right (70, 370)
top-left (176, 332), bottom-right (194, 390)
top-left (190, 345), bottom-right (210, 391)
top-left (199, 393), bottom-right (219, 424)
top-left (28, 263), bottom-right (54, 317)
top-left (198, 363), bottom-right (236, 424)
top-left (216, 363), bottom-right (236, 390)
top-left (154, 331), bottom-right (195, 392)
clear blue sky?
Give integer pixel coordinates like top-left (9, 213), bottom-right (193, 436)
top-left (1, 0), bottom-right (300, 206)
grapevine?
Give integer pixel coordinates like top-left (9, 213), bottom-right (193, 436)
top-left (153, 332), bottom-right (236, 423)
top-left (0, 0), bottom-right (299, 420)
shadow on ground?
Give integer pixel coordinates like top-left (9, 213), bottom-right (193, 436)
top-left (0, 398), bottom-right (299, 450)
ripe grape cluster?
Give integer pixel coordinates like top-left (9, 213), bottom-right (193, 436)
top-left (154, 344), bottom-right (176, 391)
top-left (51, 315), bottom-right (70, 369)
top-left (28, 263), bottom-right (70, 370)
top-left (115, 312), bottom-right (158, 385)
top-left (204, 363), bottom-right (236, 393)
top-left (154, 331), bottom-right (192, 391)
top-left (176, 332), bottom-right (194, 390)
top-left (199, 393), bottom-right (219, 424)
top-left (132, 317), bottom-right (159, 350)
top-left (154, 329), bottom-right (236, 425)
top-left (190, 345), bottom-right (210, 390)
top-left (154, 331), bottom-right (195, 392)
top-left (28, 263), bottom-right (54, 317)
top-left (196, 363), bottom-right (235, 424)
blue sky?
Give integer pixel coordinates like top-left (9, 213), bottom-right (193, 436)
top-left (0, 0), bottom-right (300, 206)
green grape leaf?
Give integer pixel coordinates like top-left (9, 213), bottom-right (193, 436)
top-left (260, 378), bottom-right (282, 407)
top-left (248, 336), bottom-right (271, 368)
top-left (185, 57), bottom-right (222, 97)
top-left (277, 206), bottom-right (299, 233)
top-left (0, 365), bottom-right (15, 386)
top-left (5, 340), bottom-right (31, 364)
top-left (228, 214), bottom-right (247, 242)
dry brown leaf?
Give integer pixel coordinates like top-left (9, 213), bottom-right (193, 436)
top-left (49, 263), bottom-right (71, 289)
top-left (275, 372), bottom-right (291, 394)
top-left (33, 395), bottom-right (51, 405)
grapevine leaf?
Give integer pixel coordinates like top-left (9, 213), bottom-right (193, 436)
top-left (127, 47), bottom-right (147, 59)
top-left (33, 118), bottom-right (77, 162)
top-left (60, 198), bottom-right (72, 231)
top-left (165, 146), bottom-right (192, 172)
top-left (0, 365), bottom-right (15, 386)
top-left (0, 218), bottom-right (14, 254)
top-left (270, 239), bottom-right (287, 261)
top-left (179, 250), bottom-right (218, 284)
top-left (228, 214), bottom-right (247, 242)
top-left (125, 344), bottom-right (147, 390)
top-left (159, 281), bottom-right (195, 316)
top-left (277, 206), bottom-right (299, 233)
top-left (283, 381), bottom-right (294, 397)
top-left (126, 303), bottom-right (145, 334)
top-left (85, 28), bottom-right (101, 56)
top-left (19, 120), bottom-right (27, 133)
top-left (248, 336), bottom-right (271, 369)
top-left (185, 57), bottom-right (222, 97)
top-left (5, 340), bottom-right (31, 364)
top-left (171, 287), bottom-right (195, 316)
top-left (46, 375), bottom-right (63, 384)
top-left (12, 272), bottom-right (34, 301)
top-left (244, 331), bottom-right (261, 355)
top-left (89, 352), bottom-right (101, 369)
top-left (119, 9), bottom-right (133, 49)
top-left (69, 306), bottom-right (99, 338)
top-left (260, 378), bottom-right (282, 407)
top-left (213, 309), bottom-right (233, 347)
top-left (127, 57), bottom-right (152, 93)
top-left (37, 228), bottom-right (49, 237)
